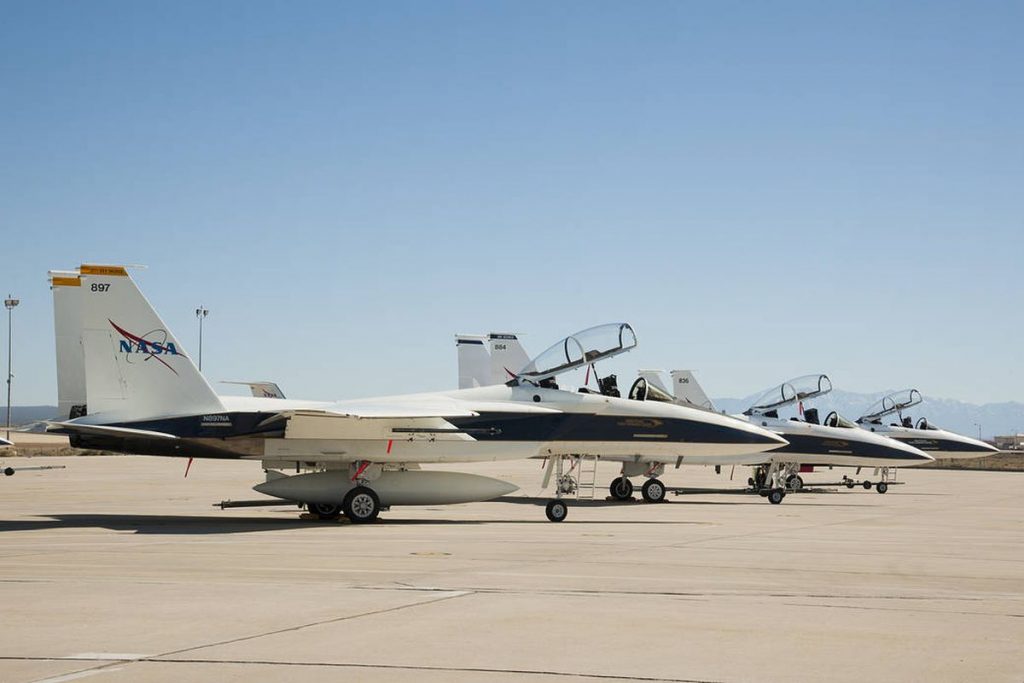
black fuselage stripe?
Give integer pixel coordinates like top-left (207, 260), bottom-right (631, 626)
top-left (774, 433), bottom-right (928, 460)
top-left (889, 436), bottom-right (993, 453)
top-left (99, 411), bottom-right (776, 445)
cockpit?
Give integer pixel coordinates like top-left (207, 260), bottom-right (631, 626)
top-left (744, 374), bottom-right (833, 417)
top-left (856, 389), bottom-right (933, 428)
top-left (627, 375), bottom-right (676, 403)
top-left (743, 374), bottom-right (855, 429)
top-left (509, 323), bottom-right (637, 394)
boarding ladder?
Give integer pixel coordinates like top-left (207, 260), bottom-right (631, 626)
top-left (574, 454), bottom-right (599, 499)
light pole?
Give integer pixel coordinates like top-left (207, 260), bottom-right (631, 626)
top-left (195, 305), bottom-right (208, 371)
top-left (5, 295), bottom-right (20, 441)
top-left (974, 422), bottom-right (982, 440)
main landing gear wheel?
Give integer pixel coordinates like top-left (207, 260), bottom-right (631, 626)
top-left (609, 477), bottom-right (634, 501)
top-left (767, 489), bottom-right (785, 505)
top-left (545, 499), bottom-right (568, 522)
top-left (786, 474), bottom-right (804, 492)
top-left (862, 480), bottom-right (872, 490)
top-left (343, 486), bottom-right (380, 524)
top-left (876, 482), bottom-right (888, 494)
top-left (308, 502), bottom-right (342, 521)
top-left (641, 478), bottom-right (666, 503)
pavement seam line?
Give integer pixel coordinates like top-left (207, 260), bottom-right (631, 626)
top-left (147, 589), bottom-right (473, 660)
top-left (3, 656), bottom-right (716, 683)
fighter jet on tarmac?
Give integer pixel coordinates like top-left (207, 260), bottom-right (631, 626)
top-left (47, 265), bottom-right (787, 522)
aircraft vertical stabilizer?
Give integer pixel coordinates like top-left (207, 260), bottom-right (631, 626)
top-left (456, 335), bottom-right (490, 389)
top-left (487, 333), bottom-right (529, 384)
top-left (50, 270), bottom-right (87, 419)
top-left (78, 265), bottom-right (224, 420)
top-left (670, 370), bottom-right (716, 411)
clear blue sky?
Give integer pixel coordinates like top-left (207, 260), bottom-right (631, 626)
top-left (2, 1), bottom-right (1021, 406)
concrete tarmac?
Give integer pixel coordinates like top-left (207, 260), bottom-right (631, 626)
top-left (0, 456), bottom-right (1022, 682)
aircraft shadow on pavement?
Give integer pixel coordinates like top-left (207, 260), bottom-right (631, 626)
top-left (0, 514), bottom-right (319, 535)
top-left (0, 499), bottom-right (874, 534)
top-left (0, 513), bottom-right (731, 532)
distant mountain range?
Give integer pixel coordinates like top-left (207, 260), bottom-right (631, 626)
top-left (7, 394), bottom-right (1024, 439)
top-left (713, 390), bottom-right (1024, 440)
top-left (4, 406), bottom-right (60, 428)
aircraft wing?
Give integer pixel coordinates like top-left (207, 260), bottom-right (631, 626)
top-left (46, 422), bottom-right (179, 440)
top-left (272, 399), bottom-right (560, 421)
top-left (0, 437), bottom-right (11, 448)
top-left (265, 401), bottom-right (560, 441)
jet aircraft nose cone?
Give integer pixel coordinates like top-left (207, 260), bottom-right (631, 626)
top-left (888, 441), bottom-right (934, 463)
top-left (727, 418), bottom-right (788, 449)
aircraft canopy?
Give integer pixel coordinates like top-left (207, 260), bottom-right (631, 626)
top-left (857, 389), bottom-right (923, 423)
top-left (745, 374), bottom-right (832, 415)
top-left (514, 323), bottom-right (637, 384)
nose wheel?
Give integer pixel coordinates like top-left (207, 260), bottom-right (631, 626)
top-left (545, 499), bottom-right (568, 522)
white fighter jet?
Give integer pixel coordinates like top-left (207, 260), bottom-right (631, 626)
top-left (856, 389), bottom-right (999, 459)
top-left (47, 265), bottom-right (787, 522)
top-left (456, 334), bottom-right (802, 504)
top-left (636, 371), bottom-right (937, 501)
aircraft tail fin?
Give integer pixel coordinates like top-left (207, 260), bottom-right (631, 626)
top-left (456, 332), bottom-right (530, 387)
top-left (50, 270), bottom-right (88, 419)
top-left (456, 335), bottom-right (491, 389)
top-left (78, 264), bottom-right (224, 420)
top-left (670, 370), bottom-right (716, 411)
top-left (487, 333), bottom-right (529, 384)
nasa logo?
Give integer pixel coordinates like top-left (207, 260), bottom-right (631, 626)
top-left (109, 319), bottom-right (184, 375)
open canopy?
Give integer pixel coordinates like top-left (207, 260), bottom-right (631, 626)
top-left (513, 323), bottom-right (637, 384)
top-left (745, 374), bottom-right (832, 415)
top-left (857, 389), bottom-right (923, 423)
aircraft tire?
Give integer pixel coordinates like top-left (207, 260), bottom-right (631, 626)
top-left (609, 477), bottom-right (634, 501)
top-left (545, 499), bottom-right (568, 522)
top-left (845, 480), bottom-right (856, 489)
top-left (768, 489), bottom-right (785, 505)
top-left (308, 502), bottom-right (342, 521)
top-left (876, 482), bottom-right (888, 494)
top-left (343, 486), bottom-right (380, 524)
top-left (3, 467), bottom-right (14, 477)
top-left (641, 478), bottom-right (666, 503)
top-left (862, 481), bottom-right (872, 490)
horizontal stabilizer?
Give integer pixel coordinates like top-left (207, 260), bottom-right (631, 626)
top-left (222, 381), bottom-right (287, 399)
